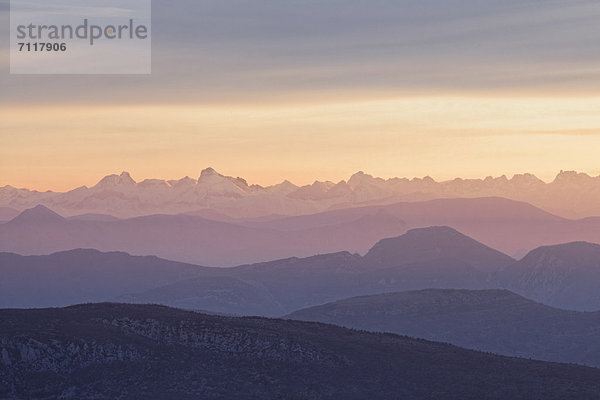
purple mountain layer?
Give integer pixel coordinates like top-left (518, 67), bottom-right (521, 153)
top-left (1, 198), bottom-right (598, 265)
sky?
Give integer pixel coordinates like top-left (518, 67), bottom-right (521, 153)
top-left (1, 0), bottom-right (599, 191)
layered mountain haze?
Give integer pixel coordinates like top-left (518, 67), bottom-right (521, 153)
top-left (4, 0), bottom-right (600, 395)
top-left (245, 197), bottom-right (600, 259)
top-left (0, 249), bottom-right (210, 308)
top-left (287, 289), bottom-right (600, 367)
top-left (1, 169), bottom-right (600, 219)
top-left (3, 227), bottom-right (599, 314)
top-left (120, 256), bottom-right (493, 315)
top-left (0, 204), bottom-right (408, 266)
top-left (2, 196), bottom-right (599, 264)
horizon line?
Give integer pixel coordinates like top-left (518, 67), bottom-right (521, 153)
top-left (2, 168), bottom-right (599, 193)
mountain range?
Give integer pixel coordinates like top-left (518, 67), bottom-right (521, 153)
top-left (120, 235), bottom-right (600, 313)
top-left (2, 226), bottom-right (600, 313)
top-left (498, 242), bottom-right (600, 311)
top-left (2, 197), bottom-right (600, 264)
top-left (2, 303), bottom-right (600, 400)
top-left (0, 249), bottom-right (210, 309)
top-left (286, 289), bottom-right (600, 367)
top-left (1, 168), bottom-right (600, 219)
top-left (0, 204), bottom-right (406, 266)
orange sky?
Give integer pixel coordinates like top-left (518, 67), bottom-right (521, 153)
top-left (1, 95), bottom-right (599, 191)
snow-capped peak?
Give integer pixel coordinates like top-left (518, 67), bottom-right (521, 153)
top-left (168, 176), bottom-right (197, 188)
top-left (200, 167), bottom-right (219, 178)
top-left (197, 167), bottom-right (252, 196)
top-left (268, 180), bottom-right (299, 195)
top-left (95, 171), bottom-right (137, 188)
top-left (552, 170), bottom-right (593, 184)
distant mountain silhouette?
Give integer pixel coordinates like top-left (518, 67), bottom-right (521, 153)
top-left (3, 229), bottom-right (598, 314)
top-left (10, 204), bottom-right (66, 224)
top-left (104, 235), bottom-right (600, 314)
top-left (67, 213), bottom-right (121, 222)
top-left (118, 276), bottom-right (286, 316)
top-left (499, 242), bottom-right (600, 311)
top-left (2, 198), bottom-right (599, 264)
top-left (121, 227), bottom-right (514, 314)
top-left (2, 226), bottom-right (506, 313)
top-left (0, 249), bottom-right (210, 308)
top-left (259, 197), bottom-right (600, 259)
top-left (2, 169), bottom-right (599, 218)
top-left (363, 226), bottom-right (514, 270)
top-left (2, 303), bottom-right (600, 399)
top-left (286, 289), bottom-right (600, 367)
top-left (0, 205), bottom-right (406, 266)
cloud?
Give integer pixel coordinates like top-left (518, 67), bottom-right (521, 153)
top-left (527, 129), bottom-right (600, 136)
top-left (1, 0), bottom-right (600, 105)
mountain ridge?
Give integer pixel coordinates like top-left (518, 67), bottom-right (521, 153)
top-left (285, 288), bottom-right (600, 367)
top-left (3, 197), bottom-right (599, 264)
top-left (364, 226), bottom-right (515, 270)
top-left (4, 227), bottom-right (599, 314)
top-left (2, 168), bottom-right (600, 219)
top-left (2, 302), bottom-right (600, 399)
top-left (499, 241), bottom-right (600, 311)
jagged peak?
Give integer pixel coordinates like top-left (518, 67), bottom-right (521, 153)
top-left (348, 171), bottom-right (370, 180)
top-left (510, 173), bottom-right (544, 184)
top-left (265, 180), bottom-right (298, 195)
top-left (315, 180), bottom-right (335, 187)
top-left (233, 176), bottom-right (249, 187)
top-left (168, 176), bottom-right (197, 188)
top-left (198, 167), bottom-right (228, 183)
top-left (348, 171), bottom-right (382, 188)
top-left (196, 167), bottom-right (254, 194)
top-left (95, 171), bottom-right (136, 187)
top-left (553, 170), bottom-right (593, 183)
top-left (138, 179), bottom-right (169, 188)
top-left (201, 167), bottom-right (218, 175)
top-left (279, 179), bottom-right (296, 187)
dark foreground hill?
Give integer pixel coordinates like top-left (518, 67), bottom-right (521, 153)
top-left (2, 304), bottom-right (600, 400)
top-left (287, 289), bottom-right (600, 367)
